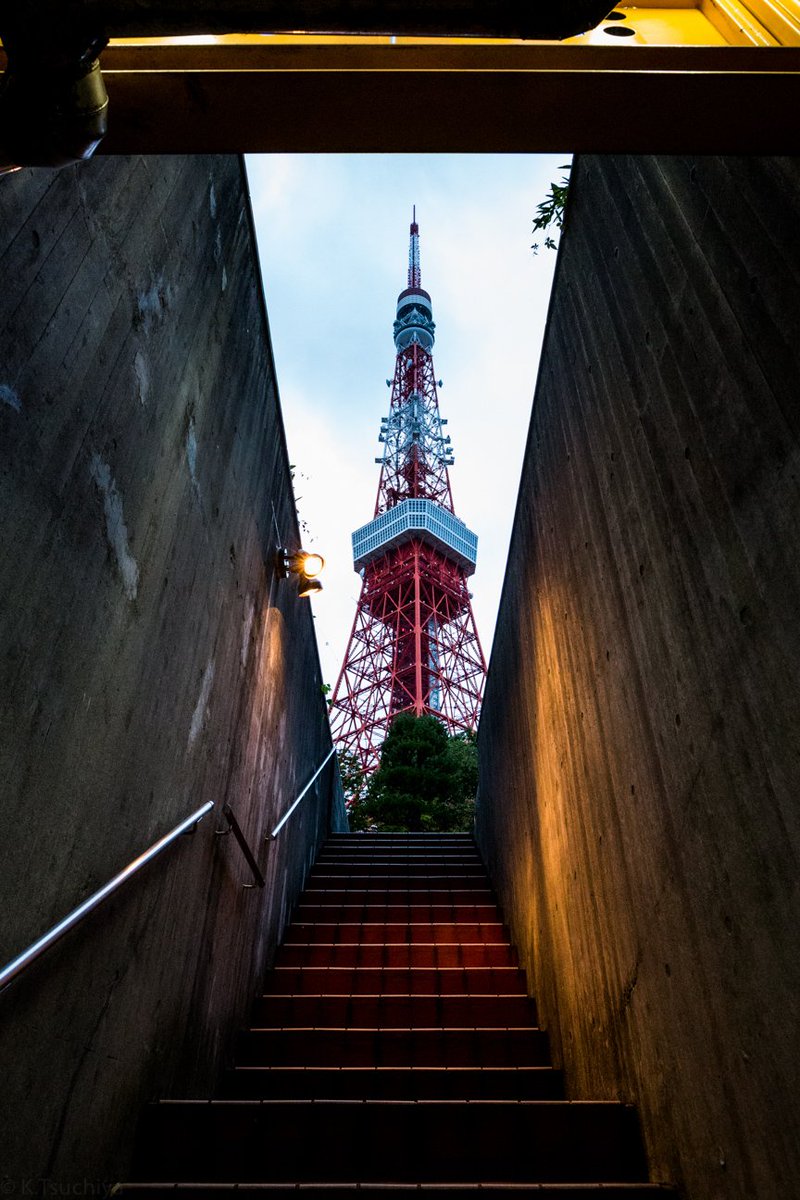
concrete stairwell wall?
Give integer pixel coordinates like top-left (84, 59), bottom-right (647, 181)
top-left (0, 156), bottom-right (346, 1187)
top-left (476, 156), bottom-right (800, 1200)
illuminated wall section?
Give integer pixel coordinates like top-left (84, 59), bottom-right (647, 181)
top-left (476, 155), bottom-right (800, 1200)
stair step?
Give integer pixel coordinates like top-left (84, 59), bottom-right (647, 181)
top-left (236, 1027), bottom-right (550, 1067)
top-left (313, 863), bottom-right (486, 872)
top-left (309, 864), bottom-right (487, 877)
top-left (135, 1100), bottom-right (648, 1183)
top-left (219, 1064), bottom-right (564, 1100)
top-left (323, 830), bottom-right (474, 840)
top-left (252, 994), bottom-right (537, 1027)
top-left (285, 922), bottom-right (508, 945)
top-left (309, 883), bottom-right (494, 892)
top-left (264, 965), bottom-right (528, 995)
top-left (275, 943), bottom-right (518, 968)
top-left (301, 888), bottom-right (496, 904)
top-left (295, 903), bottom-right (502, 922)
top-left (326, 834), bottom-right (477, 844)
top-left (317, 846), bottom-right (483, 855)
top-left (118, 1187), bottom-right (677, 1199)
top-left (316, 849), bottom-right (482, 859)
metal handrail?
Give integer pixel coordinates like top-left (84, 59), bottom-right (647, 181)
top-left (268, 745), bottom-right (337, 841)
top-left (0, 799), bottom-right (214, 994)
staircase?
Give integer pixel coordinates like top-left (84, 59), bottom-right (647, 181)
top-left (122, 833), bottom-right (675, 1196)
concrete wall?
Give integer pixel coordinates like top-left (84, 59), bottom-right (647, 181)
top-left (0, 156), bottom-right (346, 1188)
top-left (476, 156), bottom-right (800, 1200)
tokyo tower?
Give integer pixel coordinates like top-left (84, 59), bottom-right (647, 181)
top-left (329, 213), bottom-right (486, 773)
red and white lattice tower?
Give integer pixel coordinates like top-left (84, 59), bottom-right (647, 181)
top-left (329, 213), bottom-right (486, 773)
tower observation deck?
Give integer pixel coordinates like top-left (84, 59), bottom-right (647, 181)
top-left (329, 214), bottom-right (486, 773)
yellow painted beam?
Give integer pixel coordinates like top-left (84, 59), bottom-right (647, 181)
top-left (83, 42), bottom-right (800, 153)
top-left (3, 0), bottom-right (799, 159)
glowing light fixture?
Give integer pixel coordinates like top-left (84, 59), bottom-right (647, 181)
top-left (296, 551), bottom-right (324, 578)
top-left (278, 548), bottom-right (326, 598)
top-left (297, 576), bottom-right (324, 598)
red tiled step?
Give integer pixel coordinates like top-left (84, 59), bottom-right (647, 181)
top-left (134, 1099), bottom-right (649, 1183)
top-left (219, 1064), bottom-right (564, 1100)
top-left (301, 887), bottom-right (496, 905)
top-left (118, 1185), bottom-right (676, 1199)
top-left (275, 942), bottom-right (517, 968)
top-left (285, 921), bottom-right (508, 945)
top-left (294, 902), bottom-right (501, 922)
top-left (316, 849), bottom-right (482, 859)
top-left (325, 832), bottom-right (477, 839)
top-left (305, 875), bottom-right (492, 891)
top-left (313, 864), bottom-right (486, 874)
top-left (317, 843), bottom-right (483, 854)
top-left (326, 834), bottom-right (477, 844)
top-left (236, 1027), bottom-right (550, 1067)
top-left (308, 864), bottom-right (487, 877)
top-left (252, 993), bottom-right (537, 1027)
top-left (264, 965), bottom-right (528, 995)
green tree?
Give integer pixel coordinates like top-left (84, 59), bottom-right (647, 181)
top-left (348, 713), bottom-right (478, 833)
top-left (337, 747), bottom-right (368, 808)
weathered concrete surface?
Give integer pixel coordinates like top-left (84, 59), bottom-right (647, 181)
top-left (0, 156), bottom-right (346, 1187)
top-left (476, 156), bottom-right (800, 1200)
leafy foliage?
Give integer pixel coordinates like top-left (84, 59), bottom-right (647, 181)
top-left (531, 164), bottom-right (571, 254)
top-left (337, 747), bottom-right (369, 809)
top-left (348, 714), bottom-right (478, 833)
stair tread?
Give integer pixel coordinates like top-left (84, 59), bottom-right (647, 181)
top-left (248, 1025), bottom-right (541, 1031)
top-left (294, 910), bottom-right (502, 920)
top-left (264, 967), bottom-right (528, 996)
top-left (253, 995), bottom-right (537, 1026)
top-left (155, 1100), bottom-right (631, 1107)
top-left (135, 1099), bottom-right (648, 1182)
top-left (119, 1187), bottom-right (676, 1196)
top-left (237, 1027), bottom-right (550, 1067)
top-left (284, 924), bottom-right (509, 945)
top-left (227, 1066), bottom-right (558, 1073)
top-left (276, 946), bottom-right (519, 968)
top-left (219, 1063), bottom-right (565, 1100)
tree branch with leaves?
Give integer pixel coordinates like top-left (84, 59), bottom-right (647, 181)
top-left (531, 163), bottom-right (571, 254)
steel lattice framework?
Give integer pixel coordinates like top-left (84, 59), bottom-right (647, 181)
top-left (330, 215), bottom-right (486, 772)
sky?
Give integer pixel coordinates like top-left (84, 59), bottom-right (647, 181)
top-left (245, 154), bottom-right (566, 689)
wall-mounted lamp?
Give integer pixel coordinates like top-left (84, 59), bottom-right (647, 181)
top-left (278, 548), bottom-right (325, 598)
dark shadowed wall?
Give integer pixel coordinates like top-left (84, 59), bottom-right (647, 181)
top-left (0, 156), bottom-right (346, 1186)
top-left (476, 156), bottom-right (800, 1200)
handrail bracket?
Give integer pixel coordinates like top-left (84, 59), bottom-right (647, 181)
top-left (216, 803), bottom-right (265, 888)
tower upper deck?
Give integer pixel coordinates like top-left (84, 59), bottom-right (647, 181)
top-left (393, 287), bottom-right (435, 352)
